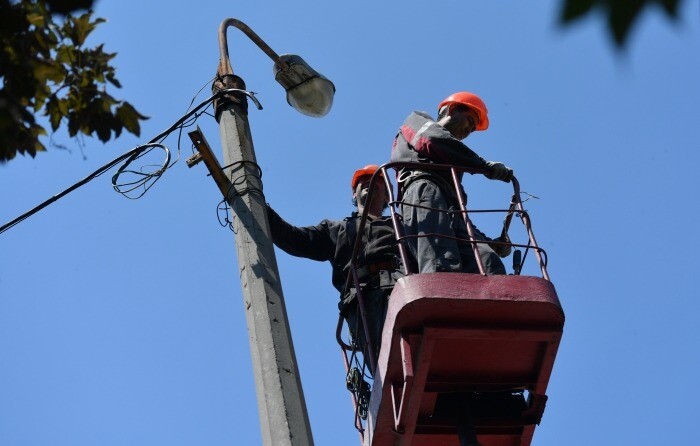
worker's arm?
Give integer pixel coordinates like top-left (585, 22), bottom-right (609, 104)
top-left (399, 111), bottom-right (488, 168)
top-left (472, 225), bottom-right (512, 258)
top-left (397, 112), bottom-right (512, 182)
top-left (266, 204), bottom-right (335, 262)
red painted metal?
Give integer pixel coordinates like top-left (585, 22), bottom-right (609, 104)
top-left (364, 273), bottom-right (564, 446)
top-left (336, 162), bottom-right (564, 446)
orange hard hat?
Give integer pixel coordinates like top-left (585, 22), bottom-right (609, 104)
top-left (438, 92), bottom-right (489, 131)
top-left (351, 164), bottom-right (383, 190)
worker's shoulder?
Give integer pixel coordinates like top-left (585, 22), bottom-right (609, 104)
top-left (405, 110), bottom-right (434, 123)
top-left (340, 212), bottom-right (359, 224)
top-left (412, 110), bottom-right (433, 119)
top-left (317, 214), bottom-right (356, 229)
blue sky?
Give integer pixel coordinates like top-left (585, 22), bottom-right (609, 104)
top-left (1, 1), bottom-right (699, 445)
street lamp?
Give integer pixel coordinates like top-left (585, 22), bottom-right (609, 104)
top-left (217, 19), bottom-right (335, 117)
top-left (274, 54), bottom-right (335, 117)
top-left (213, 18), bottom-right (335, 446)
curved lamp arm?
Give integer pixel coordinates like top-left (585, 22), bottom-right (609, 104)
top-left (218, 18), bottom-right (288, 75)
top-left (217, 18), bottom-right (335, 117)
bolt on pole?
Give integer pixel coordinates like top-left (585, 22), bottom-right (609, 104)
top-left (213, 19), bottom-right (313, 446)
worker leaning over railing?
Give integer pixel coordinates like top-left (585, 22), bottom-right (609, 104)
top-left (390, 91), bottom-right (513, 274)
top-left (266, 165), bottom-right (402, 361)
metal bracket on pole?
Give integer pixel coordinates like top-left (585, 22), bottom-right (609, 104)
top-left (187, 126), bottom-right (233, 199)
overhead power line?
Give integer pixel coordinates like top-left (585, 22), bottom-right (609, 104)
top-left (0, 88), bottom-right (261, 235)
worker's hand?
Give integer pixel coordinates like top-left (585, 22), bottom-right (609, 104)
top-left (484, 161), bottom-right (513, 182)
top-left (489, 235), bottom-right (512, 258)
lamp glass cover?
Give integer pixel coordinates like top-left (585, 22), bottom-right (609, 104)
top-left (286, 77), bottom-right (335, 117)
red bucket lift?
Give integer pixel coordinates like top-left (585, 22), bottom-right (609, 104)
top-left (365, 273), bottom-right (563, 446)
top-left (338, 163), bottom-right (565, 446)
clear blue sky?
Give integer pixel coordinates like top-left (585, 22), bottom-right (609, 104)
top-left (2, 1), bottom-right (699, 445)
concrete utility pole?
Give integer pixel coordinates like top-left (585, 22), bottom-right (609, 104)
top-left (211, 18), bottom-right (334, 446)
top-left (217, 96), bottom-right (311, 446)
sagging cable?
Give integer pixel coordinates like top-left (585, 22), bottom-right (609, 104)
top-left (0, 88), bottom-right (261, 235)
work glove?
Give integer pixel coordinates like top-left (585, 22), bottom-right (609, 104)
top-left (489, 235), bottom-right (512, 258)
top-left (484, 161), bottom-right (513, 182)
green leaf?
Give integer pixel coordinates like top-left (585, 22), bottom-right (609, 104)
top-left (67, 113), bottom-right (80, 136)
top-left (34, 29), bottom-right (52, 55)
top-left (560, 0), bottom-right (595, 22)
top-left (116, 102), bottom-right (147, 136)
top-left (46, 28), bottom-right (59, 45)
top-left (46, 0), bottom-right (97, 15)
top-left (56, 45), bottom-right (75, 64)
top-left (559, 0), bottom-right (683, 48)
top-left (30, 124), bottom-right (47, 157)
top-left (27, 12), bottom-right (46, 27)
top-left (0, 3), bottom-right (142, 162)
top-left (57, 98), bottom-right (69, 115)
top-left (105, 72), bottom-right (122, 88)
top-left (67, 12), bottom-right (104, 47)
top-left (607, 1), bottom-right (644, 47)
top-left (49, 110), bottom-right (62, 130)
top-left (46, 97), bottom-right (63, 131)
top-left (34, 83), bottom-right (53, 111)
top-left (93, 113), bottom-right (111, 142)
top-left (33, 139), bottom-right (47, 156)
top-left (34, 60), bottom-right (65, 84)
top-left (112, 118), bottom-right (123, 138)
top-left (100, 94), bottom-right (118, 110)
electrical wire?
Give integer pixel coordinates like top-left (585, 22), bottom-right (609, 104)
top-left (520, 191), bottom-right (540, 202)
top-left (0, 88), bottom-right (262, 235)
top-left (215, 159), bottom-right (264, 233)
top-left (111, 143), bottom-right (171, 199)
top-left (0, 144), bottom-right (159, 234)
top-left (217, 199), bottom-right (235, 232)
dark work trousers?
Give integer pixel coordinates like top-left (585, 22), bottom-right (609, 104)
top-left (401, 178), bottom-right (505, 275)
top-left (343, 286), bottom-right (390, 366)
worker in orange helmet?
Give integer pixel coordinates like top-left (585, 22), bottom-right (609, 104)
top-left (266, 165), bottom-right (402, 363)
top-left (390, 91), bottom-right (512, 274)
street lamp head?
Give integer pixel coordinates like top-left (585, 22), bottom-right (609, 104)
top-left (273, 54), bottom-right (335, 118)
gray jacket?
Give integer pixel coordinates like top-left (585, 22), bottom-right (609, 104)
top-left (390, 111), bottom-right (488, 200)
